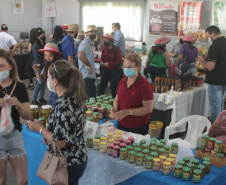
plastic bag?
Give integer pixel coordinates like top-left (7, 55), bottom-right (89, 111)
top-left (0, 94), bottom-right (14, 135)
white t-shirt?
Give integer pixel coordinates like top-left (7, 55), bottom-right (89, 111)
top-left (0, 32), bottom-right (17, 51)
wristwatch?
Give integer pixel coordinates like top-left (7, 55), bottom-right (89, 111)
top-left (130, 109), bottom-right (133, 115)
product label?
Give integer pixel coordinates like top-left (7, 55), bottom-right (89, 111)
top-left (174, 170), bottom-right (182, 178)
top-left (145, 162), bottom-right (153, 169)
top-left (128, 156), bottom-right (135, 163)
top-left (201, 140), bottom-right (207, 147)
top-left (171, 148), bottom-right (178, 154)
top-left (136, 159), bottom-right (143, 166)
top-left (182, 173), bottom-right (190, 180)
top-left (192, 175), bottom-right (201, 183)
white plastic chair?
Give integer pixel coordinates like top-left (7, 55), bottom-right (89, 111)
top-left (164, 115), bottom-right (211, 149)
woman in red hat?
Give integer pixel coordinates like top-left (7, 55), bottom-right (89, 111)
top-left (98, 33), bottom-right (123, 98)
top-left (145, 35), bottom-right (171, 82)
top-left (33, 43), bottom-right (62, 107)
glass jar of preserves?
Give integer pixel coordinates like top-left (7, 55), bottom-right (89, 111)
top-left (133, 143), bottom-right (139, 148)
top-left (149, 141), bottom-right (157, 148)
top-left (159, 155), bottom-right (166, 168)
top-left (164, 145), bottom-right (171, 157)
top-left (101, 137), bottom-right (107, 143)
top-left (120, 148), bottom-right (128, 160)
top-left (128, 137), bottom-right (134, 145)
top-left (41, 105), bottom-right (52, 123)
top-left (162, 161), bottom-right (171, 175)
top-left (125, 140), bottom-right (132, 146)
top-left (136, 153), bottom-right (144, 166)
top-left (116, 130), bottom-right (122, 135)
top-left (192, 169), bottom-right (202, 183)
top-left (142, 149), bottom-right (149, 159)
top-left (171, 142), bottom-right (178, 154)
top-left (139, 140), bottom-right (146, 147)
top-left (101, 105), bottom-right (107, 118)
top-left (86, 111), bottom-right (93, 118)
top-left (197, 165), bottom-right (205, 178)
top-left (145, 156), bottom-right (153, 169)
top-left (201, 135), bottom-right (209, 147)
top-left (177, 160), bottom-right (185, 168)
top-left (95, 135), bottom-right (101, 139)
top-left (160, 139), bottom-right (166, 147)
top-left (167, 158), bottom-right (175, 171)
top-left (203, 157), bottom-right (211, 162)
top-left (128, 150), bottom-right (136, 163)
top-left (113, 141), bottom-right (120, 146)
top-left (106, 107), bottom-right (111, 118)
top-left (203, 161), bottom-right (211, 174)
top-left (186, 163), bottom-right (195, 175)
top-left (126, 145), bottom-right (133, 152)
top-left (87, 108), bottom-right (93, 112)
top-left (214, 140), bottom-right (223, 153)
top-left (150, 152), bottom-right (158, 158)
top-left (94, 139), bottom-right (100, 150)
top-left (199, 146), bottom-right (205, 153)
top-left (211, 150), bottom-right (217, 158)
top-left (118, 138), bottom-right (125, 143)
top-left (113, 145), bottom-right (120, 157)
top-left (183, 157), bottom-right (190, 164)
top-left (119, 143), bottom-right (127, 148)
top-left (30, 105), bottom-right (39, 121)
top-left (169, 154), bottom-right (176, 162)
top-left (182, 167), bottom-right (191, 181)
top-left (103, 97), bottom-right (108, 101)
top-left (89, 97), bottom-right (96, 103)
top-left (107, 132), bottom-right (114, 140)
top-left (115, 134), bottom-right (121, 141)
top-left (92, 106), bottom-right (99, 112)
top-left (134, 147), bottom-right (142, 154)
top-left (100, 142), bottom-right (107, 153)
top-left (174, 165), bottom-right (183, 178)
top-left (192, 159), bottom-right (199, 169)
top-left (157, 143), bottom-right (163, 149)
top-left (86, 136), bottom-right (93, 148)
top-left (150, 146), bottom-right (157, 153)
top-left (208, 137), bottom-right (216, 150)
top-left (109, 99), bottom-right (114, 106)
top-left (108, 139), bottom-right (115, 144)
top-left (92, 112), bottom-right (99, 123)
top-left (205, 148), bottom-right (211, 155)
top-left (107, 144), bottom-right (113, 156)
top-left (103, 101), bottom-right (109, 105)
top-left (158, 148), bottom-right (166, 156)
top-left (98, 108), bottom-right (105, 119)
top-left (38, 117), bottom-right (46, 127)
top-left (153, 158), bottom-right (161, 171)
top-left (142, 144), bottom-right (149, 151)
top-left (96, 102), bottom-right (102, 108)
top-left (216, 153), bottom-right (224, 159)
top-left (151, 138), bottom-right (157, 142)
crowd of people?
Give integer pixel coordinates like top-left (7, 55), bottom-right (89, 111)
top-left (0, 22), bottom-right (226, 185)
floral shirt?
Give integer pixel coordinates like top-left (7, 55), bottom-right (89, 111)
top-left (47, 95), bottom-right (87, 166)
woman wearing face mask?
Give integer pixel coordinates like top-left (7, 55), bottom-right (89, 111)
top-left (0, 49), bottom-right (31, 185)
top-left (31, 29), bottom-right (47, 105)
top-left (110, 53), bottom-right (153, 135)
top-left (98, 33), bottom-right (123, 98)
top-left (33, 43), bottom-right (62, 107)
top-left (28, 60), bottom-right (88, 185)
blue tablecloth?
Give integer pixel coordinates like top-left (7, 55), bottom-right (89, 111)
top-left (22, 122), bottom-right (226, 185)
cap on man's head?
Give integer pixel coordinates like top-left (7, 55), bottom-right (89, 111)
top-left (1, 24), bottom-right (8, 31)
top-left (85, 25), bottom-right (97, 33)
top-left (113, 23), bottom-right (121, 29)
top-left (62, 24), bottom-right (79, 32)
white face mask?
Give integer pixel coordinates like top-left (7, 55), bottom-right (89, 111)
top-left (47, 78), bottom-right (56, 92)
top-left (0, 70), bottom-right (9, 81)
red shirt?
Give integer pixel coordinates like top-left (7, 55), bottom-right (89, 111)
top-left (101, 46), bottom-right (122, 69)
top-left (117, 74), bottom-right (153, 128)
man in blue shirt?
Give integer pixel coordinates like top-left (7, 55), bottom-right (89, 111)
top-left (113, 23), bottom-right (126, 57)
top-left (61, 24), bottom-right (79, 67)
top-left (78, 25), bottom-right (97, 98)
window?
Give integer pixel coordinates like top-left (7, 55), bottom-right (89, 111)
top-left (81, 2), bottom-right (145, 41)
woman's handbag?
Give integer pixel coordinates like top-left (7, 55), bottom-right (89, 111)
top-left (175, 44), bottom-right (189, 75)
top-left (37, 142), bottom-right (68, 185)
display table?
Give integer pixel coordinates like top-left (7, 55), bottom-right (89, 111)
top-left (13, 54), bottom-right (29, 80)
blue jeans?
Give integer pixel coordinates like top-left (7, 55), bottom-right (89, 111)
top-left (148, 66), bottom-right (166, 82)
top-left (84, 78), bottom-right (96, 98)
top-left (47, 91), bottom-right (58, 107)
top-left (208, 84), bottom-right (226, 124)
top-left (184, 62), bottom-right (196, 76)
top-left (98, 68), bottom-right (121, 98)
top-left (32, 70), bottom-right (45, 101)
top-left (68, 160), bottom-right (87, 185)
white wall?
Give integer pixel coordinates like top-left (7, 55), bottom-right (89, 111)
top-left (0, 0), bottom-right (42, 39)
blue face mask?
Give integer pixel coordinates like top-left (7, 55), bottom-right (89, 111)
top-left (123, 68), bottom-right (136, 77)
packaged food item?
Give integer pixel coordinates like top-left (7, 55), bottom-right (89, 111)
top-left (192, 169), bottom-right (202, 183)
top-left (108, 139), bottom-right (115, 144)
top-left (92, 112), bottom-right (99, 123)
top-left (183, 157), bottom-right (190, 164)
top-left (142, 149), bottom-right (149, 159)
top-left (159, 155), bottom-right (166, 168)
top-left (120, 148), bottom-right (128, 160)
top-left (149, 141), bottom-right (157, 148)
top-left (142, 144), bottom-right (149, 151)
top-left (153, 158), bottom-right (161, 171)
top-left (125, 140), bottom-right (132, 146)
top-left (136, 153), bottom-right (144, 166)
top-left (207, 137), bottom-right (216, 150)
top-left (98, 108), bottom-right (105, 119)
top-left (186, 163), bottom-right (195, 175)
top-left (205, 148), bottom-right (211, 155)
top-left (216, 153), bottom-right (224, 159)
top-left (113, 141), bottom-right (120, 146)
top-left (100, 142), bottom-right (107, 153)
top-left (160, 139), bottom-right (166, 147)
top-left (214, 140), bottom-right (223, 153)
top-left (192, 159), bottom-right (199, 169)
top-left (171, 142), bottom-right (178, 154)
top-left (162, 161), bottom-right (171, 175)
top-left (101, 137), bottom-right (107, 142)
top-left (113, 145), bottom-right (120, 157)
top-left (128, 137), bottom-right (134, 145)
top-left (182, 167), bottom-right (191, 181)
top-left (157, 143), bottom-right (163, 149)
top-left (30, 105), bottom-right (39, 121)
top-left (118, 137), bottom-right (125, 143)
top-left (115, 134), bottom-right (121, 141)
top-left (41, 105), bottom-right (52, 124)
top-left (145, 156), bottom-right (153, 169)
top-left (150, 146), bottom-right (157, 153)
top-left (86, 136), bottom-right (93, 148)
top-left (158, 148), bottom-right (166, 156)
top-left (174, 165), bottom-right (183, 178)
top-left (203, 157), bottom-right (211, 162)
top-left (95, 135), bottom-right (101, 139)
top-left (38, 118), bottom-right (46, 127)
top-left (203, 161), bottom-right (211, 174)
top-left (134, 147), bottom-right (142, 154)
top-left (164, 145), bottom-right (171, 157)
top-left (198, 146), bottom-right (205, 153)
top-left (197, 165), bottom-right (205, 178)
top-left (167, 158), bottom-right (175, 171)
top-left (94, 139), bottom-right (100, 150)
top-left (140, 140), bottom-right (146, 147)
top-left (201, 134), bottom-right (209, 147)
top-left (177, 160), bottom-right (185, 168)
top-left (133, 143), bottom-right (139, 148)
top-left (126, 145), bottom-right (133, 152)
top-left (150, 152), bottom-right (158, 158)
top-left (107, 144), bottom-right (114, 156)
top-left (151, 138), bottom-right (157, 142)
top-left (120, 143), bottom-right (127, 148)
top-left (107, 132), bottom-right (114, 140)
top-left (128, 150), bottom-right (136, 163)
top-left (211, 150), bottom-right (217, 158)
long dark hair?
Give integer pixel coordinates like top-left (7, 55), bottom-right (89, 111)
top-left (151, 45), bottom-right (165, 56)
top-left (34, 29), bottom-right (45, 46)
top-left (52, 25), bottom-right (64, 41)
top-left (185, 41), bottom-right (194, 49)
top-left (49, 60), bottom-right (87, 106)
top-left (29, 28), bottom-right (38, 44)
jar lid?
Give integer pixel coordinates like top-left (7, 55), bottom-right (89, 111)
top-left (163, 161), bottom-right (170, 166)
top-left (146, 156), bottom-right (153, 161)
top-left (209, 137), bottom-right (215, 141)
top-left (183, 167), bottom-right (190, 172)
top-left (109, 99), bottom-right (114, 102)
top-left (94, 139), bottom-right (100, 142)
top-left (103, 101), bottom-right (109, 104)
top-left (113, 145), bottom-right (120, 149)
top-left (178, 160), bottom-right (185, 165)
top-left (108, 139), bottom-right (115, 142)
top-left (142, 144), bottom-right (149, 148)
top-left (87, 108), bottom-right (93, 111)
top-left (90, 97), bottom-right (95, 100)
top-left (98, 108), bottom-right (104, 111)
top-left (113, 141), bottom-right (120, 145)
top-left (126, 145), bottom-right (133, 150)
top-left (203, 161), bottom-right (210, 165)
top-left (150, 141), bottom-right (157, 145)
top-left (107, 132), bottom-right (113, 136)
top-left (216, 140), bottom-right (223, 144)
top-left (120, 143), bottom-right (126, 147)
top-left (107, 107), bottom-right (112, 110)
top-left (157, 143), bottom-right (163, 147)
top-left (86, 111), bottom-right (93, 114)
top-left (151, 152), bottom-right (158, 156)
top-left (103, 98), bottom-right (108, 100)
top-left (183, 157), bottom-right (190, 161)
top-left (153, 158), bottom-right (160, 162)
top-left (151, 138), bottom-right (157, 141)
top-left (172, 142), bottom-right (178, 146)
top-left (96, 102), bottom-right (101, 105)
top-left (30, 105), bottom-right (38, 109)
top-left (120, 147), bottom-right (127, 151)
top-left (167, 158), bottom-right (174, 162)
top-left (134, 147), bottom-right (142, 152)
top-left (202, 134), bottom-right (209, 138)
top-left (129, 150), bottom-right (136, 155)
top-left (101, 105), bottom-right (107, 108)
top-left (116, 131), bottom-right (122, 134)
top-left (85, 102), bottom-right (90, 106)
top-left (164, 145), bottom-right (170, 149)
top-left (169, 154), bottom-right (176, 158)
top-left (96, 96), bottom-right (101, 99)
top-left (100, 142), bottom-right (107, 145)
top-left (159, 148), bottom-right (166, 152)
top-left (133, 143), bottom-right (139, 147)
top-left (203, 157), bottom-right (211, 161)
top-left (93, 106), bottom-right (98, 109)
top-left (175, 165), bottom-right (182, 169)
top-left (87, 136), bottom-right (93, 140)
top-left (38, 117), bottom-right (45, 121)
top-left (101, 137), bottom-right (107, 140)
top-left (193, 169), bottom-right (201, 174)
top-left (142, 149), bottom-right (149, 154)
top-left (92, 104), bottom-right (97, 107)
top-left (160, 139), bottom-right (166, 143)
top-left (115, 134), bottom-right (121, 138)
top-left (140, 139), bottom-right (146, 144)
top-left (128, 136), bottom-right (134, 140)
top-left (186, 163), bottom-right (194, 168)
top-left (107, 96), bottom-right (113, 99)
top-left (107, 144), bottom-right (114, 147)
top-left (125, 140), bottom-right (131, 143)
top-left (159, 155), bottom-right (166, 160)
top-left (93, 112), bottom-right (99, 115)
top-left (197, 165), bottom-right (205, 170)
top-left (97, 99), bottom-right (102, 102)
top-left (216, 153), bottom-right (224, 157)
top-left (199, 146), bottom-right (205, 149)
top-left (150, 146), bottom-right (157, 150)
top-left (100, 95), bottom-right (105, 97)
top-left (211, 150), bottom-right (216, 154)
top-left (118, 137), bottom-right (124, 141)
top-left (136, 153), bottom-right (144, 157)
top-left (42, 105), bottom-right (52, 109)
top-left (192, 159), bottom-right (199, 163)
top-left (95, 135), bottom-right (101, 139)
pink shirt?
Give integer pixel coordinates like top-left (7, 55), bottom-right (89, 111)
top-left (214, 110), bottom-right (226, 144)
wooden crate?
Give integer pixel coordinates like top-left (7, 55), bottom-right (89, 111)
top-left (195, 144), bottom-right (226, 168)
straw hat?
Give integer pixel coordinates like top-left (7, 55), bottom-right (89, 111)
top-left (154, 35), bottom-right (171, 46)
top-left (62, 24), bottom-right (79, 31)
top-left (38, 43), bottom-right (62, 55)
top-left (100, 33), bottom-right (114, 41)
top-left (78, 29), bottom-right (85, 36)
top-left (182, 32), bottom-right (197, 42)
top-left (85, 25), bottom-right (97, 33)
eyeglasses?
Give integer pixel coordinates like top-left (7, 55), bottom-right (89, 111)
top-left (122, 66), bottom-right (135, 69)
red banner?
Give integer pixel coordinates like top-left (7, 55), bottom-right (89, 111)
top-left (178, 1), bottom-right (203, 35)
